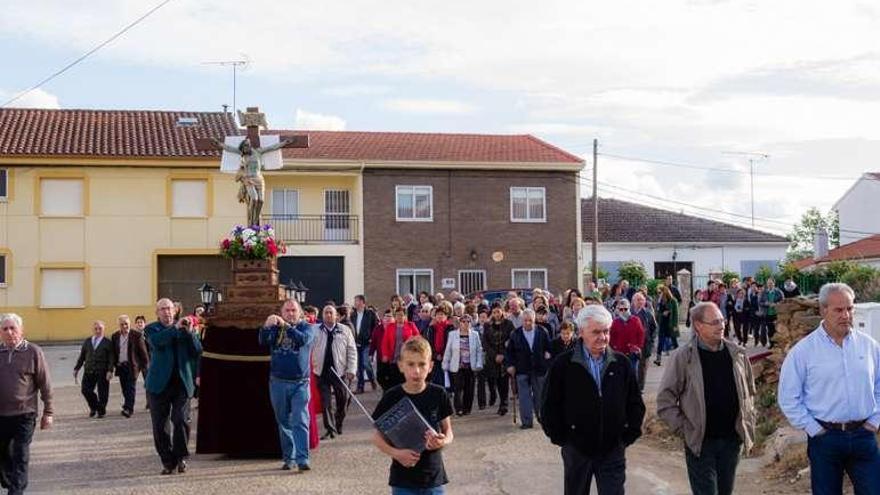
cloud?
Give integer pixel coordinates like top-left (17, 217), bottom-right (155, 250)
top-left (293, 109), bottom-right (346, 130)
top-left (0, 88), bottom-right (61, 109)
top-left (381, 98), bottom-right (476, 115)
top-left (320, 84), bottom-right (391, 97)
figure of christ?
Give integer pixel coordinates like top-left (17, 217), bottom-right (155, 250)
top-left (211, 137), bottom-right (291, 227)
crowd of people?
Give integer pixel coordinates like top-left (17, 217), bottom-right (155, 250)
top-left (1, 277), bottom-right (878, 495)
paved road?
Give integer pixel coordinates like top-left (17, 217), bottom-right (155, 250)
top-left (25, 340), bottom-right (771, 494)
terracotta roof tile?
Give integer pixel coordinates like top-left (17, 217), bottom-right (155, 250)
top-left (0, 108), bottom-right (584, 165)
top-left (582, 197), bottom-right (787, 243)
top-left (0, 108), bottom-right (237, 158)
top-left (268, 129), bottom-right (584, 164)
top-left (793, 234), bottom-right (880, 269)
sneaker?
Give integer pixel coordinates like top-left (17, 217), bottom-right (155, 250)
top-left (297, 464), bottom-right (311, 472)
top-left (177, 460), bottom-right (187, 473)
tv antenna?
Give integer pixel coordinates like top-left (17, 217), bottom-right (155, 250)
top-left (202, 54), bottom-right (250, 114)
top-left (722, 151), bottom-right (769, 227)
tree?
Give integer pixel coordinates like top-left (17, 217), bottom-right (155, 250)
top-left (617, 260), bottom-right (648, 286)
top-left (786, 208), bottom-right (840, 261)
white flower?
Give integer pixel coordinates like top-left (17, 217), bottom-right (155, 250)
top-left (241, 228), bottom-right (257, 240)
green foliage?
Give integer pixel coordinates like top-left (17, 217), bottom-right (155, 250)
top-left (721, 270), bottom-right (740, 286)
top-left (587, 263), bottom-right (610, 281)
top-left (617, 260), bottom-right (648, 286)
top-left (787, 207), bottom-right (840, 258)
top-left (755, 264), bottom-right (777, 284)
top-left (646, 278), bottom-right (664, 297)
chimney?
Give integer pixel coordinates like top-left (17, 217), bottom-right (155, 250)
top-left (814, 228), bottom-right (829, 260)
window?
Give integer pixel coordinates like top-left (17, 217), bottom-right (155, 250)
top-left (171, 179), bottom-right (208, 217)
top-left (396, 185), bottom-right (433, 221)
top-left (397, 269), bottom-right (434, 296)
top-left (511, 268), bottom-right (547, 290)
top-left (0, 254), bottom-right (6, 286)
top-left (510, 186), bottom-right (546, 222)
top-left (40, 268), bottom-right (84, 308)
top-left (324, 189), bottom-right (351, 240)
top-left (458, 270), bottom-right (486, 295)
top-left (40, 178), bottom-right (83, 216)
top-left (0, 169), bottom-right (7, 200)
top-left (271, 189), bottom-right (299, 216)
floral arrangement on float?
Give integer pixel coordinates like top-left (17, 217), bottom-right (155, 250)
top-left (219, 224), bottom-right (286, 260)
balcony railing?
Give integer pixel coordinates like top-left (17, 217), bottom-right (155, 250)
top-left (265, 214), bottom-right (359, 244)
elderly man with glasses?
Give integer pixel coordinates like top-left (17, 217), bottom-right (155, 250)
top-left (656, 302), bottom-right (756, 495)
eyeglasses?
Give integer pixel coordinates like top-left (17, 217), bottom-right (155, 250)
top-left (617, 307), bottom-right (629, 312)
top-left (699, 318), bottom-right (726, 327)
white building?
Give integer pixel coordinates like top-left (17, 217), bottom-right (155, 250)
top-left (582, 197), bottom-right (789, 285)
top-left (834, 172), bottom-right (880, 246)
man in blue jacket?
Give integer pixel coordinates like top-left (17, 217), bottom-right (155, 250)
top-left (505, 309), bottom-right (552, 430)
top-left (259, 299), bottom-right (316, 472)
top-left (144, 298), bottom-right (202, 475)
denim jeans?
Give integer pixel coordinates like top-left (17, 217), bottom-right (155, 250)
top-left (356, 346), bottom-right (375, 390)
top-left (516, 373), bottom-right (546, 427)
top-left (685, 436), bottom-right (742, 495)
top-left (808, 427), bottom-right (880, 495)
top-left (391, 486), bottom-right (446, 495)
top-left (269, 377), bottom-right (311, 466)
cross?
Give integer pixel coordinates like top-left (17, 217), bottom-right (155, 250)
top-left (194, 106), bottom-right (309, 152)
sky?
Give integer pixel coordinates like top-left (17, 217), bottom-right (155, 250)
top-left (3, 0), bottom-right (880, 237)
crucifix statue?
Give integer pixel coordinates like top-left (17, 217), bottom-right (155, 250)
top-left (196, 107), bottom-right (309, 227)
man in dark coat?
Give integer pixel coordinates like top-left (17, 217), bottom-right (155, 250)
top-left (111, 315), bottom-right (150, 417)
top-left (74, 321), bottom-right (115, 418)
top-left (542, 304), bottom-right (645, 495)
top-left (351, 294), bottom-right (379, 394)
top-left (504, 309), bottom-right (552, 429)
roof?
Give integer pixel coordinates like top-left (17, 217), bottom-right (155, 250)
top-left (792, 234), bottom-right (880, 269)
top-left (581, 197), bottom-right (788, 243)
top-left (0, 108), bottom-right (237, 158)
top-left (0, 108), bottom-right (584, 165)
top-left (268, 130), bottom-right (583, 164)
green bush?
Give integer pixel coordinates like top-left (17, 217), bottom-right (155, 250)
top-left (755, 265), bottom-right (776, 284)
top-left (617, 260), bottom-right (648, 286)
top-left (721, 270), bottom-right (740, 286)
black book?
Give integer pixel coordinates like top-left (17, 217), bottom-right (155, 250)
top-left (373, 397), bottom-right (436, 453)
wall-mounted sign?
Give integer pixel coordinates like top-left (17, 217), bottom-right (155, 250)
top-left (492, 251), bottom-right (504, 262)
top-left (441, 278), bottom-right (456, 289)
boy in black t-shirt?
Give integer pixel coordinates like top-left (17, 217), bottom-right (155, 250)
top-left (372, 336), bottom-right (454, 494)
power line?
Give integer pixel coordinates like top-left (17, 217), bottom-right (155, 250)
top-left (1, 0), bottom-right (175, 108)
top-left (598, 152), bottom-right (868, 182)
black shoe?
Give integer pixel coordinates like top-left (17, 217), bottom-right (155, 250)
top-left (370, 379), bottom-right (377, 391)
top-left (498, 407), bottom-right (508, 416)
top-left (654, 360), bottom-right (662, 366)
top-left (121, 409), bottom-right (132, 418)
top-left (297, 464), bottom-right (311, 472)
top-left (320, 431), bottom-right (335, 440)
top-left (161, 466), bottom-right (174, 475)
top-left (519, 424), bottom-right (533, 430)
top-left (177, 460), bottom-right (187, 473)
top-left (281, 463), bottom-right (292, 471)
top-left (89, 410), bottom-right (97, 418)
top-left (97, 412), bottom-right (106, 419)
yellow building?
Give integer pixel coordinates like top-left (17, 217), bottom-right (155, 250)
top-left (0, 109), bottom-right (364, 340)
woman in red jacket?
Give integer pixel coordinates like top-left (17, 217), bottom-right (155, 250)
top-left (609, 299), bottom-right (645, 383)
top-left (379, 307), bottom-right (420, 389)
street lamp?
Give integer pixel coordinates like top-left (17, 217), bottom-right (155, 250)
top-left (197, 282), bottom-right (216, 311)
top-left (284, 279), bottom-right (298, 301)
top-left (296, 281), bottom-right (310, 304)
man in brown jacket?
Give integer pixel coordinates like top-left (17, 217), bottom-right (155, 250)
top-left (0, 313), bottom-right (53, 495)
top-left (656, 302), bottom-right (756, 495)
top-left (112, 315), bottom-right (150, 418)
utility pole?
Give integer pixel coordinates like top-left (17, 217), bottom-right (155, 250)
top-left (723, 151), bottom-right (769, 227)
top-left (592, 138), bottom-right (599, 284)
top-left (202, 56), bottom-right (249, 114)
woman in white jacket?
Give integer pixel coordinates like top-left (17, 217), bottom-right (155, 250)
top-left (443, 314), bottom-right (484, 416)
